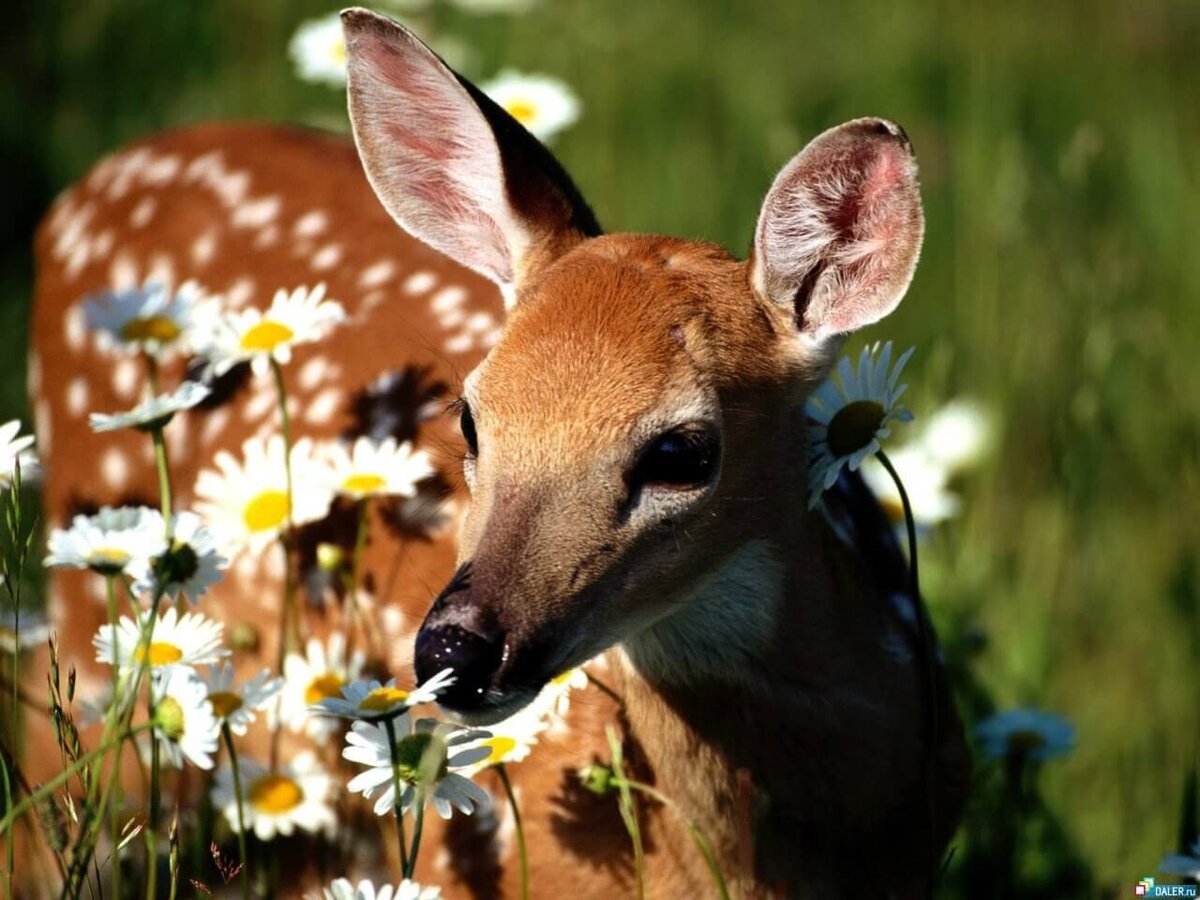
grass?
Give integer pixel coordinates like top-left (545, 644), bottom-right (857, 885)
top-left (3, 0), bottom-right (1198, 894)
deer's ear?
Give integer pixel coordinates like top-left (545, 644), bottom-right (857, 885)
top-left (750, 118), bottom-right (923, 343)
top-left (342, 8), bottom-right (599, 299)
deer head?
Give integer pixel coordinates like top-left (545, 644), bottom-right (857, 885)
top-left (342, 8), bottom-right (923, 722)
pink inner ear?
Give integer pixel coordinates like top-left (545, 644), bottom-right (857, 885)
top-left (347, 19), bottom-right (518, 285)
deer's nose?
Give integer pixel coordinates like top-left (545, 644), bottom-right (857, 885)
top-left (414, 623), bottom-right (505, 711)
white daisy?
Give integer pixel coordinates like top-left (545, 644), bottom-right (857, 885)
top-left (479, 70), bottom-right (580, 143)
top-left (279, 633), bottom-right (366, 736)
top-left (44, 506), bottom-right (166, 576)
top-left (133, 511), bottom-right (228, 605)
top-left (974, 708), bottom-right (1076, 762)
top-left (1160, 839), bottom-right (1200, 881)
top-left (201, 663), bottom-right (283, 736)
top-left (920, 398), bottom-right (993, 473)
top-left (860, 446), bottom-right (960, 529)
top-left (88, 381), bottom-right (211, 433)
top-left (0, 420), bottom-right (38, 488)
top-left (310, 668), bottom-right (456, 723)
top-left (805, 342), bottom-right (915, 508)
top-left (194, 284), bottom-right (345, 377)
top-left (212, 750), bottom-right (336, 841)
top-left (195, 435), bottom-right (333, 557)
top-left (322, 878), bottom-right (442, 900)
top-left (319, 437), bottom-right (435, 500)
top-left (344, 717), bottom-right (491, 820)
top-left (152, 666), bottom-right (220, 769)
top-left (0, 604), bottom-right (51, 655)
top-left (83, 280), bottom-right (207, 355)
top-left (290, 13), bottom-right (349, 87)
top-left (93, 606), bottom-right (229, 674)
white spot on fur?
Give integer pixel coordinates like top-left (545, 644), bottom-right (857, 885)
top-left (243, 385), bottom-right (277, 422)
top-left (360, 290), bottom-right (387, 314)
top-left (142, 154), bottom-right (181, 185)
top-left (201, 407), bottom-right (231, 446)
top-left (100, 447), bottom-right (130, 490)
top-left (110, 251), bottom-right (139, 290)
top-left (232, 195), bottom-right (281, 229)
top-left (430, 286), bottom-right (467, 313)
top-left (444, 333), bottom-right (473, 354)
top-left (437, 308), bottom-right (466, 329)
top-left (66, 378), bottom-right (88, 417)
top-left (380, 606), bottom-right (405, 635)
top-left (358, 260), bottom-right (396, 289)
top-left (304, 387), bottom-right (341, 426)
top-left (191, 230), bottom-right (218, 266)
top-left (254, 225), bottom-right (280, 249)
top-left (311, 243), bottom-right (342, 271)
top-left (112, 358), bottom-right (139, 399)
top-left (465, 312), bottom-right (494, 335)
top-left (64, 307), bottom-right (87, 351)
top-left (92, 229), bottom-right (114, 260)
top-left (293, 210), bottom-right (328, 238)
top-left (34, 399), bottom-right (52, 454)
top-left (402, 271), bottom-right (437, 295)
top-left (482, 327), bottom-right (503, 348)
top-left (297, 356), bottom-right (332, 392)
top-left (225, 277), bottom-right (255, 308)
top-left (129, 197), bottom-right (157, 229)
top-left (146, 253), bottom-right (175, 290)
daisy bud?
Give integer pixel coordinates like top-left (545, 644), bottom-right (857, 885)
top-left (229, 622), bottom-right (260, 653)
top-left (154, 696), bottom-right (187, 741)
top-left (578, 764), bottom-right (615, 796)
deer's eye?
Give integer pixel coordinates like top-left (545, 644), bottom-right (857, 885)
top-left (459, 402), bottom-right (479, 456)
top-left (630, 426), bottom-right (720, 491)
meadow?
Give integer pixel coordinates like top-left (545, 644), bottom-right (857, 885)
top-left (2, 0), bottom-right (1198, 897)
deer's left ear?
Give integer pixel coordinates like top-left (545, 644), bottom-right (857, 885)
top-left (750, 118), bottom-right (924, 343)
top-left (342, 8), bottom-right (599, 301)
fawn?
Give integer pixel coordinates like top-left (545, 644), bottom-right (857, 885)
top-left (29, 8), bottom-right (967, 896)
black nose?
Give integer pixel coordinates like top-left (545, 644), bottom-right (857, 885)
top-left (414, 624), bottom-right (505, 710)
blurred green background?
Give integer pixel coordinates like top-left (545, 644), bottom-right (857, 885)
top-left (3, 1), bottom-right (1198, 896)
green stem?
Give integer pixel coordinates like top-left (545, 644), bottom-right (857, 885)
top-left (404, 789), bottom-right (425, 881)
top-left (146, 722), bottom-right (160, 900)
top-left (875, 448), bottom-right (939, 888)
top-left (104, 577), bottom-right (123, 900)
top-left (151, 427), bottom-right (173, 534)
top-left (383, 718), bottom-right (409, 877)
top-left (618, 778), bottom-right (730, 900)
top-left (496, 765), bottom-right (528, 900)
top-left (606, 726), bottom-right (645, 900)
top-left (222, 724), bottom-right (251, 900)
top-left (269, 357), bottom-right (297, 774)
top-left (269, 358), bottom-right (295, 535)
top-left (1, 752), bottom-right (11, 900)
top-left (344, 499), bottom-right (371, 656)
top-left (0, 725), bottom-right (154, 835)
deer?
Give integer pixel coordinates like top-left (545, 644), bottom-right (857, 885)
top-left (24, 7), bottom-right (968, 897)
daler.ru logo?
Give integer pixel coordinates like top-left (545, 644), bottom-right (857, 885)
top-left (1136, 876), bottom-right (1199, 897)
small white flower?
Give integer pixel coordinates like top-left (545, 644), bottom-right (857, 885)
top-left (93, 606), bottom-right (229, 674)
top-left (195, 284), bottom-right (345, 377)
top-left (480, 70), bottom-right (580, 142)
top-left (319, 437), bottom-right (435, 500)
top-left (805, 342), bottom-right (915, 508)
top-left (860, 446), bottom-right (961, 529)
top-left (83, 280), bottom-right (206, 355)
top-left (153, 667), bottom-right (220, 770)
top-left (322, 878), bottom-right (442, 900)
top-left (195, 435), bottom-right (333, 557)
top-left (212, 750), bottom-right (336, 841)
top-left (310, 668), bottom-right (455, 723)
top-left (0, 603), bottom-right (51, 655)
top-left (89, 382), bottom-right (211, 434)
top-left (1160, 839), bottom-right (1200, 880)
top-left (133, 511), bottom-right (228, 605)
top-left (45, 506), bottom-right (166, 576)
top-left (279, 633), bottom-right (366, 737)
top-left (344, 717), bottom-right (492, 820)
top-left (0, 420), bottom-right (38, 488)
top-left (202, 663), bottom-right (283, 736)
top-left (920, 398), bottom-right (993, 473)
top-left (290, 14), bottom-right (349, 86)
top-left (974, 708), bottom-right (1075, 762)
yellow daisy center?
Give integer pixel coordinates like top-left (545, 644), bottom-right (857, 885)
top-left (341, 472), bottom-right (387, 495)
top-left (248, 773), bottom-right (304, 814)
top-left (242, 490), bottom-right (289, 533)
top-left (207, 691), bottom-right (244, 718)
top-left (504, 100), bottom-right (538, 127)
top-left (135, 642), bottom-right (184, 666)
top-left (1006, 729), bottom-right (1047, 754)
top-left (90, 547), bottom-right (131, 566)
top-left (304, 672), bottom-right (346, 705)
top-left (239, 320), bottom-right (295, 353)
top-left (357, 686), bottom-right (409, 712)
top-left (825, 400), bottom-right (886, 458)
top-left (121, 315), bottom-right (181, 344)
top-left (481, 736), bottom-right (518, 765)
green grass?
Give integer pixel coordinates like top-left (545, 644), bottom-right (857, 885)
top-left (3, 0), bottom-right (1198, 894)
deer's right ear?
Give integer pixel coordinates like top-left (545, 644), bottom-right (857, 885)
top-left (342, 8), bottom-right (599, 300)
top-left (750, 118), bottom-right (924, 345)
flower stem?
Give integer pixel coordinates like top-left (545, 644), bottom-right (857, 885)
top-left (875, 448), bottom-right (940, 887)
top-left (606, 726), bottom-right (645, 900)
top-left (269, 357), bottom-right (298, 773)
top-left (496, 764), bottom-right (529, 900)
top-left (269, 358), bottom-right (295, 535)
top-left (104, 576), bottom-right (123, 900)
top-left (383, 717), bottom-right (410, 877)
top-left (222, 723), bottom-right (251, 900)
top-left (151, 426), bottom-right (173, 534)
top-left (404, 788), bottom-right (426, 881)
top-left (146, 716), bottom-right (161, 900)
